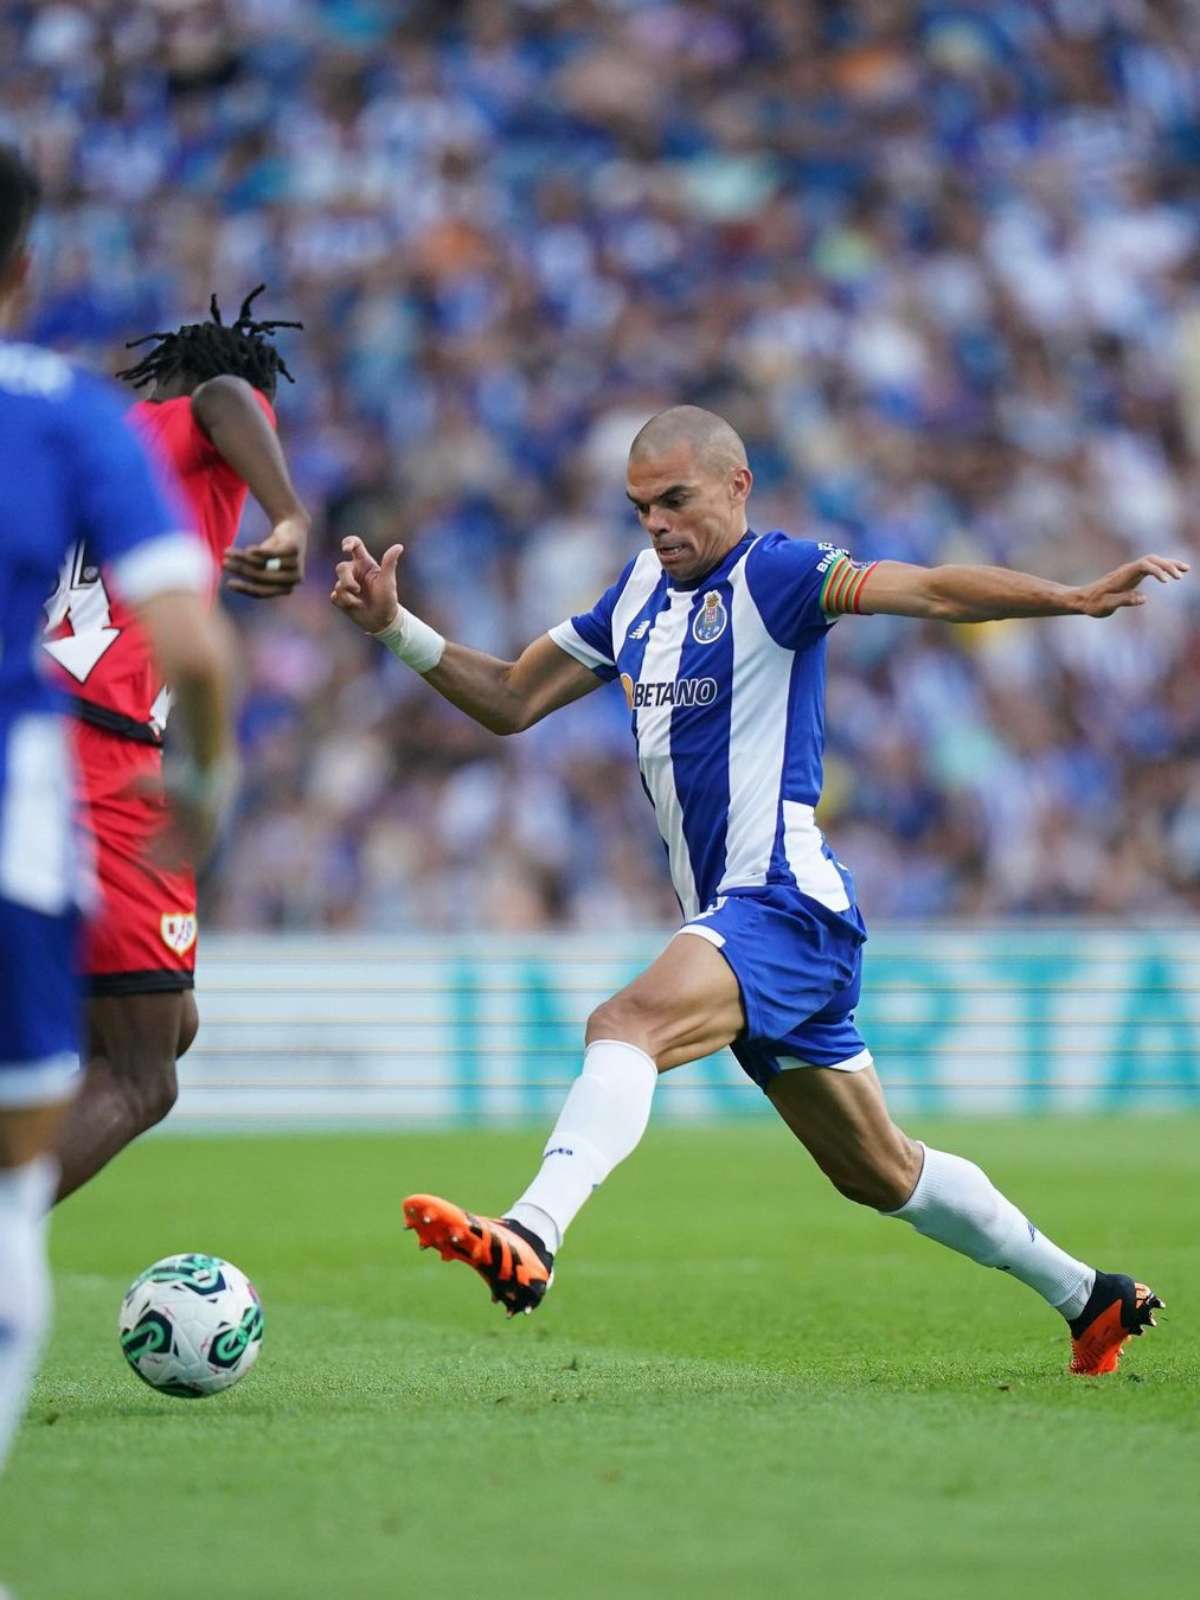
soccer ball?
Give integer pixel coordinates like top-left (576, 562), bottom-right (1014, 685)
top-left (118, 1253), bottom-right (264, 1399)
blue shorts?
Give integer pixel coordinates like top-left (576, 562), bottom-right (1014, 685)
top-left (679, 885), bottom-right (870, 1090)
top-left (0, 895), bottom-right (81, 1108)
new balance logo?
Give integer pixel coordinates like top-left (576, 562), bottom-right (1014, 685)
top-left (545, 1146), bottom-right (575, 1159)
top-left (628, 621), bottom-right (651, 641)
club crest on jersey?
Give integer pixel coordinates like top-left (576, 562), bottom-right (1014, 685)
top-left (692, 590), bottom-right (728, 644)
top-left (160, 913), bottom-right (197, 956)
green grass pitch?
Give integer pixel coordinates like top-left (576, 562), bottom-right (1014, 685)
top-left (3, 1116), bottom-right (1197, 1599)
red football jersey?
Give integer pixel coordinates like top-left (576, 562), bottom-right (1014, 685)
top-left (45, 387), bottom-right (275, 740)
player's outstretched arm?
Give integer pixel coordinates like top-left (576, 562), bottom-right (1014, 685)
top-left (855, 554), bottom-right (1189, 623)
top-left (190, 374), bottom-right (311, 598)
top-left (330, 536), bottom-right (600, 733)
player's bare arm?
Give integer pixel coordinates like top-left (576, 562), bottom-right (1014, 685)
top-left (190, 374), bottom-right (310, 598)
top-left (330, 535), bottom-right (599, 732)
top-left (131, 589), bottom-right (235, 862)
top-left (853, 554), bottom-right (1189, 622)
top-left (426, 632), bottom-right (602, 734)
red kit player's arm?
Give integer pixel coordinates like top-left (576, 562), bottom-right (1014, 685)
top-left (191, 375), bottom-right (310, 598)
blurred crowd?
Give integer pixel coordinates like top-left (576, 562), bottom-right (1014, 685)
top-left (5, 0), bottom-right (1200, 926)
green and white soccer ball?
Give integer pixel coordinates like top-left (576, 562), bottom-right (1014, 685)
top-left (118, 1253), bottom-right (264, 1399)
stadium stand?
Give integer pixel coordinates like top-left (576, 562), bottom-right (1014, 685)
top-left (4, 0), bottom-right (1199, 928)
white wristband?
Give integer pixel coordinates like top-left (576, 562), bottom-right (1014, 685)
top-left (372, 608), bottom-right (446, 674)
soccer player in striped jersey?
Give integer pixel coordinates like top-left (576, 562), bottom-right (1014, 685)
top-left (332, 404), bottom-right (1184, 1375)
top-left (0, 145), bottom-right (233, 1479)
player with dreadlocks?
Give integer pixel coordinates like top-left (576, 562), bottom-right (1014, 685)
top-left (43, 286), bottom-right (310, 1202)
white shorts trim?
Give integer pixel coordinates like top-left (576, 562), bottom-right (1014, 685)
top-left (0, 1052), bottom-right (80, 1109)
top-left (775, 1048), bottom-right (873, 1075)
top-left (675, 923), bottom-right (726, 950)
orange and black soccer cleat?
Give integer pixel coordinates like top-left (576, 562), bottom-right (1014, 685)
top-left (1068, 1271), bottom-right (1163, 1375)
top-left (403, 1194), bottom-right (554, 1317)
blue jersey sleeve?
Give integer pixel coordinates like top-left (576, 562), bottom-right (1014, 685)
top-left (548, 557), bottom-right (637, 682)
top-left (745, 532), bottom-right (876, 648)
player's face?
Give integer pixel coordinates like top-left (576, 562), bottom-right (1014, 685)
top-left (626, 443), bottom-right (752, 582)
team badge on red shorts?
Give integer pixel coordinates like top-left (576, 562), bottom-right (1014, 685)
top-left (160, 912), bottom-right (198, 955)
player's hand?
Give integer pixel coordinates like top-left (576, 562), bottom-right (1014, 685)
top-left (1074, 554), bottom-right (1190, 618)
top-left (158, 755), bottom-right (238, 868)
top-left (120, 758), bottom-right (237, 869)
top-left (330, 536), bottom-right (404, 633)
top-left (223, 514), bottom-right (309, 598)
top-left (152, 799), bottom-right (218, 869)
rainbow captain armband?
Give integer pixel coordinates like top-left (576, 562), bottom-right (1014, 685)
top-left (820, 553), bottom-right (879, 617)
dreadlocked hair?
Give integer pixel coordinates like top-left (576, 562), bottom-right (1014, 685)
top-left (115, 285), bottom-right (302, 398)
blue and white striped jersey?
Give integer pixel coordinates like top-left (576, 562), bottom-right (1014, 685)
top-left (0, 340), bottom-right (205, 914)
top-left (550, 530), bottom-right (860, 922)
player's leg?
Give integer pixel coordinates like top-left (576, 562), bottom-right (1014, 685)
top-left (507, 929), bottom-right (743, 1246)
top-left (768, 1062), bottom-right (1161, 1370)
top-left (57, 729), bottom-right (199, 1203)
top-left (766, 1060), bottom-right (922, 1207)
top-left (403, 931), bottom-right (743, 1312)
top-left (0, 1105), bottom-right (64, 1471)
top-left (769, 1062), bottom-right (1094, 1295)
top-left (0, 896), bottom-right (79, 1474)
top-left (54, 990), bottom-right (193, 1203)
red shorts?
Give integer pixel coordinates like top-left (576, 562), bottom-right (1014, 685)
top-left (74, 721), bottom-right (197, 996)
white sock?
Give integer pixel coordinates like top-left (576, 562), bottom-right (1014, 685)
top-left (886, 1145), bottom-right (1095, 1320)
top-left (507, 1039), bottom-right (658, 1254)
top-left (0, 1157), bottom-right (56, 1472)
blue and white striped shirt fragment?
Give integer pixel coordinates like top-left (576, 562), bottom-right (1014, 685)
top-left (550, 531), bottom-right (870, 922)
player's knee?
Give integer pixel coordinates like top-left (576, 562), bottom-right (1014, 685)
top-left (585, 994), bottom-right (660, 1059)
top-left (129, 1059), bottom-right (179, 1131)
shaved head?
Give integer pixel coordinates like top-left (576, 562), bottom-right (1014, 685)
top-left (629, 405), bottom-right (748, 477)
top-left (625, 405), bottom-right (753, 582)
